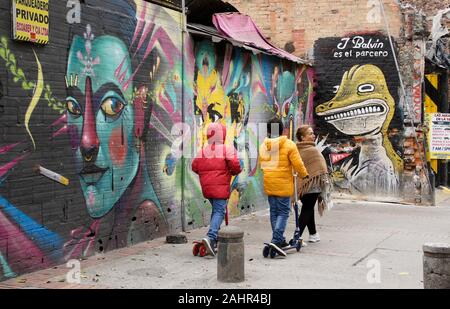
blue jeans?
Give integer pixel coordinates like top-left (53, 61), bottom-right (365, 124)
top-left (207, 199), bottom-right (227, 244)
top-left (268, 196), bottom-right (291, 244)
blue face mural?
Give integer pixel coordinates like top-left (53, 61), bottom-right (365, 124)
top-left (66, 27), bottom-right (138, 218)
top-left (1, 0), bottom-right (184, 279)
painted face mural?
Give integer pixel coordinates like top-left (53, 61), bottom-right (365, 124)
top-left (60, 0), bottom-right (189, 259)
top-left (0, 0), bottom-right (181, 277)
top-left (194, 40), bottom-right (231, 146)
top-left (66, 27), bottom-right (138, 218)
top-left (314, 35), bottom-right (404, 197)
top-left (191, 40), bottom-right (243, 219)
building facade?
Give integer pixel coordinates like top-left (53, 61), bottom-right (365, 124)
top-left (227, 0), bottom-right (450, 202)
top-left (0, 0), bottom-right (312, 279)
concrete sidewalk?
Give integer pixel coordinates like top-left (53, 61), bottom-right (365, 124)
top-left (1, 189), bottom-right (449, 289)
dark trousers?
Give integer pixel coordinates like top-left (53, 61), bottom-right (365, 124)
top-left (299, 193), bottom-right (320, 237)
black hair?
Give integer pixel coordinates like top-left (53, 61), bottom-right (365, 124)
top-left (267, 116), bottom-right (284, 138)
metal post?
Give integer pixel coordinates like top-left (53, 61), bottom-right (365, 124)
top-left (180, 0), bottom-right (187, 232)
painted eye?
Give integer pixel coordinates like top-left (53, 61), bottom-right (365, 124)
top-left (194, 104), bottom-right (202, 115)
top-left (101, 97), bottom-right (125, 117)
top-left (207, 103), bottom-right (223, 123)
top-left (358, 84), bottom-right (375, 93)
top-left (67, 99), bottom-right (82, 116)
top-left (333, 86), bottom-right (340, 94)
top-left (209, 111), bottom-right (222, 123)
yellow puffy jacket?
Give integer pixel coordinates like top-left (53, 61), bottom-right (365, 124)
top-left (259, 136), bottom-right (308, 197)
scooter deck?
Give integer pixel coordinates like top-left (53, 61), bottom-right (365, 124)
top-left (263, 240), bottom-right (302, 258)
top-left (263, 242), bottom-right (287, 257)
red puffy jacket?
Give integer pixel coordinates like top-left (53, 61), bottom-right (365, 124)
top-left (192, 123), bottom-right (242, 199)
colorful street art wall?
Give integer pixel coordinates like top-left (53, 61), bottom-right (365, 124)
top-left (0, 1), bottom-right (313, 279)
top-left (0, 0), bottom-right (183, 280)
top-left (184, 39), bottom-right (314, 227)
top-left (313, 34), bottom-right (404, 199)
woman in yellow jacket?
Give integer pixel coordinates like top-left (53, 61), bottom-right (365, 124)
top-left (259, 117), bottom-right (308, 256)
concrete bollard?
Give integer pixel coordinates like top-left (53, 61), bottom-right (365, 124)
top-left (217, 226), bottom-right (244, 283)
top-left (423, 243), bottom-right (450, 289)
top-left (165, 234), bottom-right (187, 244)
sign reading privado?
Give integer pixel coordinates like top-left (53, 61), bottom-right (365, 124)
top-left (12, 0), bottom-right (49, 44)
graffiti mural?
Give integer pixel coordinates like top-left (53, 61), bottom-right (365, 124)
top-left (314, 34), bottom-right (404, 198)
top-left (61, 0), bottom-right (185, 258)
top-left (187, 39), bottom-right (253, 223)
top-left (0, 0), bottom-right (184, 279)
top-left (186, 39), bottom-right (313, 223)
top-left (265, 61), bottom-right (315, 139)
top-left (0, 0), bottom-right (313, 280)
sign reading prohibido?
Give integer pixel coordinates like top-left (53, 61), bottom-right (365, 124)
top-left (12, 0), bottom-right (49, 44)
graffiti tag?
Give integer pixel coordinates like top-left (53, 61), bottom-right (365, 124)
top-left (66, 0), bottom-right (81, 24)
top-left (334, 36), bottom-right (389, 59)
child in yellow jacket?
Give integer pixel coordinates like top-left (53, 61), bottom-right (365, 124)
top-left (259, 117), bottom-right (308, 256)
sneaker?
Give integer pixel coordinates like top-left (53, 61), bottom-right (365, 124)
top-left (270, 242), bottom-right (287, 257)
top-left (308, 233), bottom-right (320, 243)
top-left (202, 237), bottom-right (216, 256)
top-left (280, 239), bottom-right (290, 248)
top-left (300, 239), bottom-right (307, 247)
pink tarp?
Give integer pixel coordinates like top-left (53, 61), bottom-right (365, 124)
top-left (212, 13), bottom-right (303, 63)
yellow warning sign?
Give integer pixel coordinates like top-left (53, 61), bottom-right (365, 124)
top-left (12, 0), bottom-right (49, 44)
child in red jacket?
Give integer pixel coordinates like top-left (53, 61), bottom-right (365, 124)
top-left (192, 123), bottom-right (242, 256)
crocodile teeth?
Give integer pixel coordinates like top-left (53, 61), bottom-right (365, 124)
top-left (325, 104), bottom-right (385, 122)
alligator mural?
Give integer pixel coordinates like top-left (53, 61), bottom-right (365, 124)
top-left (316, 64), bottom-right (403, 195)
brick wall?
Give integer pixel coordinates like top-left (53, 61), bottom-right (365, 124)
top-left (226, 0), bottom-right (403, 59)
top-left (226, 0), bottom-right (446, 204)
top-left (400, 0), bottom-right (450, 27)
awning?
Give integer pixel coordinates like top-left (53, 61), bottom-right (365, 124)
top-left (212, 13), bottom-right (306, 64)
top-left (161, 1), bottom-right (308, 64)
top-left (188, 13), bottom-right (309, 65)
top-left (162, 0), bottom-right (239, 20)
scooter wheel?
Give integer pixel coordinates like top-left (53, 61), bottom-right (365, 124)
top-left (269, 248), bottom-right (277, 259)
top-left (262, 246), bottom-right (270, 258)
top-left (192, 243), bottom-right (200, 256)
top-left (199, 245), bottom-right (207, 257)
top-left (296, 241), bottom-right (302, 252)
